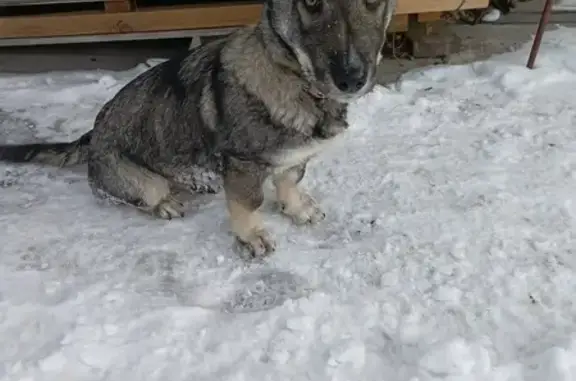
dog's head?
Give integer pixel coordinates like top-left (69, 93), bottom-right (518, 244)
top-left (264, 0), bottom-right (397, 103)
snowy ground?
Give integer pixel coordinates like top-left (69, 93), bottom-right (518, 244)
top-left (2, 26), bottom-right (576, 381)
top-left (555, 0), bottom-right (576, 11)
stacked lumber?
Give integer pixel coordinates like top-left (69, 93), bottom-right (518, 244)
top-left (0, 0), bottom-right (489, 46)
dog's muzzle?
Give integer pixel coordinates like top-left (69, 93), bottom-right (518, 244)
top-left (328, 49), bottom-right (368, 94)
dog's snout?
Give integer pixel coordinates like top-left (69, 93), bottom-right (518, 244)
top-left (332, 67), bottom-right (367, 93)
top-left (329, 50), bottom-right (368, 94)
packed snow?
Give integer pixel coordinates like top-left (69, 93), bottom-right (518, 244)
top-left (555, 0), bottom-right (576, 11)
top-left (2, 26), bottom-right (576, 381)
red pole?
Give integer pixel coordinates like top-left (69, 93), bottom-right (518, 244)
top-left (527, 0), bottom-right (554, 69)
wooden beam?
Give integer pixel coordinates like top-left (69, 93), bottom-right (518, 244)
top-left (0, 0), bottom-right (97, 4)
top-left (0, 6), bottom-right (415, 40)
top-left (0, 0), bottom-right (489, 9)
top-left (0, 15), bottom-right (410, 47)
top-left (0, 0), bottom-right (488, 40)
top-left (396, 0), bottom-right (489, 14)
top-left (417, 12), bottom-right (445, 23)
top-left (0, 27), bottom-right (239, 47)
top-left (390, 14), bottom-right (409, 32)
top-left (104, 0), bottom-right (133, 13)
top-left (0, 3), bottom-right (263, 39)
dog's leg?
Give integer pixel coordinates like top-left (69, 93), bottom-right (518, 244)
top-left (273, 163), bottom-right (325, 225)
top-left (223, 161), bottom-right (275, 257)
top-left (88, 151), bottom-right (185, 220)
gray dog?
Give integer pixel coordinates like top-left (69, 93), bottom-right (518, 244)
top-left (0, 0), bottom-right (397, 257)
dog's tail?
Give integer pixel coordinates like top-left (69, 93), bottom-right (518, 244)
top-left (0, 130), bottom-right (92, 167)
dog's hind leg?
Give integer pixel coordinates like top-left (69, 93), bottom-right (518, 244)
top-left (273, 162), bottom-right (325, 225)
top-left (87, 151), bottom-right (185, 220)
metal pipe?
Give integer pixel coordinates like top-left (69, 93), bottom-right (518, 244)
top-left (526, 0), bottom-right (554, 69)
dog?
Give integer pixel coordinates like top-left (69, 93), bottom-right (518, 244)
top-left (0, 0), bottom-right (397, 257)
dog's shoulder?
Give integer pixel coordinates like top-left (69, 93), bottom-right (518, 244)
top-left (151, 38), bottom-right (228, 102)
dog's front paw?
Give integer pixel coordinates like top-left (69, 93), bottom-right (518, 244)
top-left (153, 195), bottom-right (185, 220)
top-left (281, 193), bottom-right (326, 225)
top-left (237, 228), bottom-right (277, 258)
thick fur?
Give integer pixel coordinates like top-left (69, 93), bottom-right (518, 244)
top-left (0, 0), bottom-right (397, 257)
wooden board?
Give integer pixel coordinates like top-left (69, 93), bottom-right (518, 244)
top-left (0, 3), bottom-right (263, 38)
top-left (416, 12), bottom-right (445, 23)
top-left (104, 0), bottom-right (133, 13)
top-left (0, 0), bottom-right (488, 40)
top-left (396, 0), bottom-right (488, 14)
top-left (0, 0), bottom-right (98, 4)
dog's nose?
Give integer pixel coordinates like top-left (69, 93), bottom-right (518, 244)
top-left (329, 51), bottom-right (368, 94)
top-left (332, 67), bottom-right (367, 93)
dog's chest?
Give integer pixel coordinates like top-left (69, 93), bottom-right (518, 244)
top-left (270, 133), bottom-right (344, 173)
top-left (270, 108), bottom-right (348, 172)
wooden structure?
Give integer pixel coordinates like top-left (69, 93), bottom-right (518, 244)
top-left (0, 0), bottom-right (489, 47)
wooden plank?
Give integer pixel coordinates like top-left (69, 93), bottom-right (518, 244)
top-left (417, 12), bottom-right (445, 23)
top-left (0, 0), bottom-right (97, 5)
top-left (0, 0), bottom-right (488, 40)
top-left (0, 0), bottom-right (490, 13)
top-left (0, 27), bottom-right (237, 46)
top-left (0, 8), bottom-right (411, 40)
top-left (390, 14), bottom-right (409, 32)
top-left (396, 0), bottom-right (489, 14)
top-left (104, 0), bottom-right (132, 13)
top-left (3, 0), bottom-right (489, 12)
top-left (0, 3), bottom-right (263, 38)
top-left (0, 15), bottom-right (411, 47)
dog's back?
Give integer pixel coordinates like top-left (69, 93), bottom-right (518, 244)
top-left (91, 38), bottom-right (227, 169)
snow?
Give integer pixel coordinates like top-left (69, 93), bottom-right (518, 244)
top-left (2, 26), bottom-right (576, 381)
top-left (555, 0), bottom-right (576, 11)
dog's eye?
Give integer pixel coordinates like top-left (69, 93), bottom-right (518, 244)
top-left (303, 0), bottom-right (323, 13)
